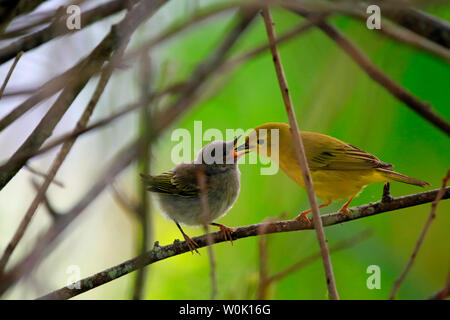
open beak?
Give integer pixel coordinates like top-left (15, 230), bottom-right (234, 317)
top-left (233, 136), bottom-right (252, 158)
top-left (232, 135), bottom-right (245, 158)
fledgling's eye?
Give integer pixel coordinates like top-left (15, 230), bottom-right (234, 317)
top-left (257, 139), bottom-right (264, 145)
top-left (210, 149), bottom-right (216, 157)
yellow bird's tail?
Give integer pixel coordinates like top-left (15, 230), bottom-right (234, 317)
top-left (377, 168), bottom-right (430, 187)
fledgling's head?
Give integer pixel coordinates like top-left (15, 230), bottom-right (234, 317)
top-left (196, 136), bottom-right (242, 170)
top-left (236, 122), bottom-right (289, 158)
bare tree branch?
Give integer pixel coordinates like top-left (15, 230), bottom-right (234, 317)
top-left (290, 8), bottom-right (450, 136)
top-left (35, 187), bottom-right (450, 300)
top-left (261, 7), bottom-right (339, 300)
top-left (0, 37), bottom-right (130, 275)
top-left (0, 51), bottom-right (23, 99)
top-left (0, 0), bottom-right (129, 65)
top-left (389, 170), bottom-right (450, 299)
top-left (0, 0), bottom-right (168, 191)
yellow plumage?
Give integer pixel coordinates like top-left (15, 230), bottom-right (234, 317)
top-left (242, 122), bottom-right (429, 214)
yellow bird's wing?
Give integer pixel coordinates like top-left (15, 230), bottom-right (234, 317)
top-left (302, 132), bottom-right (392, 171)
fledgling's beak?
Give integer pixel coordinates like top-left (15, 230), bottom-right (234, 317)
top-left (232, 135), bottom-right (245, 158)
top-left (234, 136), bottom-right (252, 157)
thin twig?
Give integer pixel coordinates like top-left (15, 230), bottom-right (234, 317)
top-left (268, 230), bottom-right (372, 283)
top-left (197, 168), bottom-right (217, 300)
top-left (30, 179), bottom-right (60, 220)
top-left (0, 0), bottom-right (168, 191)
top-left (132, 52), bottom-right (153, 300)
top-left (389, 170), bottom-right (450, 299)
top-left (0, 51), bottom-right (23, 99)
top-left (261, 7), bottom-right (339, 300)
top-left (0, 40), bottom-right (129, 275)
top-left (110, 183), bottom-right (141, 220)
top-left (290, 8), bottom-right (450, 136)
top-left (34, 188), bottom-right (450, 300)
top-left (25, 165), bottom-right (65, 188)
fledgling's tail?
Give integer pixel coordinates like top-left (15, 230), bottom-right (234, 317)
top-left (377, 168), bottom-right (430, 187)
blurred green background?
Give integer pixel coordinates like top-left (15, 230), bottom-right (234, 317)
top-left (1, 1), bottom-right (449, 300)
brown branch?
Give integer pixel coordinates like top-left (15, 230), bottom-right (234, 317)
top-left (290, 8), bottom-right (450, 136)
top-left (0, 0), bottom-right (168, 191)
top-left (0, 38), bottom-right (129, 274)
top-left (261, 7), bottom-right (339, 300)
top-left (257, 232), bottom-right (370, 299)
top-left (110, 183), bottom-right (141, 220)
top-left (270, 230), bottom-right (371, 283)
top-left (34, 188), bottom-right (450, 300)
top-left (24, 165), bottom-right (64, 188)
top-left (0, 0), bottom-right (129, 65)
top-left (0, 51), bottom-right (23, 99)
top-left (132, 52), bottom-right (153, 300)
top-left (389, 170), bottom-right (450, 299)
top-left (382, 5), bottom-right (450, 49)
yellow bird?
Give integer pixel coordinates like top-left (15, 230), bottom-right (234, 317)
top-left (236, 122), bottom-right (429, 220)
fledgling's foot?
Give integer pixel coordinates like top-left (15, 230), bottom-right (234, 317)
top-left (211, 223), bottom-right (235, 245)
top-left (182, 233), bottom-right (200, 255)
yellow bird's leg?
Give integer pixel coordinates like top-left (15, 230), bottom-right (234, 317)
top-left (295, 203), bottom-right (330, 223)
top-left (211, 222), bottom-right (235, 245)
top-left (338, 197), bottom-right (354, 215)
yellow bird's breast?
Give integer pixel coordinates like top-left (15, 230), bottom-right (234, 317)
top-left (279, 159), bottom-right (386, 204)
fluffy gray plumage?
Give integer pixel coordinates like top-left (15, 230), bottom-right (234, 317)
top-left (141, 139), bottom-right (241, 226)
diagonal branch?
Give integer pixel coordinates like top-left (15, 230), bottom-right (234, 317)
top-left (0, 0), bottom-right (168, 191)
top-left (389, 170), bottom-right (450, 299)
top-left (289, 8), bottom-right (450, 136)
top-left (261, 7), bottom-right (339, 300)
top-left (0, 9), bottom-right (256, 296)
top-left (0, 39), bottom-right (129, 275)
top-left (36, 187), bottom-right (450, 300)
top-left (0, 51), bottom-right (23, 99)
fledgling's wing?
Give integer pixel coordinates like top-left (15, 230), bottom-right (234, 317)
top-left (141, 163), bottom-right (203, 197)
top-left (304, 132), bottom-right (392, 171)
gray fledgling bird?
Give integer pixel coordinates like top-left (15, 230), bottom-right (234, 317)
top-left (141, 137), bottom-right (243, 254)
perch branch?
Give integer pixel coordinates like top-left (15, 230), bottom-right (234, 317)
top-left (36, 187), bottom-right (450, 300)
top-left (261, 7), bottom-right (339, 299)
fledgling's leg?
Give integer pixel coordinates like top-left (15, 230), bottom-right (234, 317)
top-left (295, 203), bottom-right (330, 223)
top-left (211, 222), bottom-right (235, 245)
top-left (338, 197), bottom-right (354, 215)
top-left (175, 222), bottom-right (200, 255)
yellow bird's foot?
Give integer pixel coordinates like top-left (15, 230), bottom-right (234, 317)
top-left (294, 203), bottom-right (330, 224)
top-left (338, 197), bottom-right (354, 215)
top-left (294, 210), bottom-right (312, 224)
top-left (211, 222), bottom-right (235, 245)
